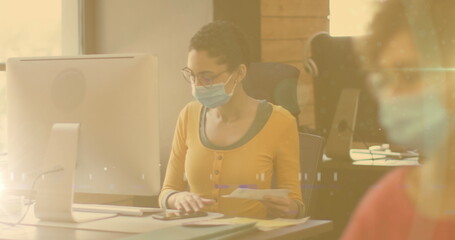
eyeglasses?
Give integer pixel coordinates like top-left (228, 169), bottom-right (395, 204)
top-left (181, 67), bottom-right (229, 88)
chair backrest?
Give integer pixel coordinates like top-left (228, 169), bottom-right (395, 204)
top-left (243, 62), bottom-right (300, 119)
top-left (299, 132), bottom-right (324, 216)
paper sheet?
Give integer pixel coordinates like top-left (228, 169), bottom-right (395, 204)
top-left (222, 188), bottom-right (290, 200)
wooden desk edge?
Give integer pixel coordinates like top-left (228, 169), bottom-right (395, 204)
top-left (238, 220), bottom-right (333, 240)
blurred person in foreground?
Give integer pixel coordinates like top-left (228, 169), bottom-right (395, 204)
top-left (342, 0), bottom-right (455, 239)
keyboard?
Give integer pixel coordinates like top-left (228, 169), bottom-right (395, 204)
top-left (73, 203), bottom-right (163, 216)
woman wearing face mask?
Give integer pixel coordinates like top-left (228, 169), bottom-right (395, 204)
top-left (342, 0), bottom-right (455, 239)
top-left (158, 21), bottom-right (305, 219)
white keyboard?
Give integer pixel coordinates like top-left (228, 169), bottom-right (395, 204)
top-left (73, 204), bottom-right (163, 216)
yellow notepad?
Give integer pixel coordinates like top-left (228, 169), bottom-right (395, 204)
top-left (185, 216), bottom-right (309, 231)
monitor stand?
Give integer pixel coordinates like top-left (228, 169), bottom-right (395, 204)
top-left (325, 88), bottom-right (360, 161)
top-left (34, 123), bottom-right (116, 222)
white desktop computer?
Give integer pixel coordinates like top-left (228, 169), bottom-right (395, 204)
top-left (6, 54), bottom-right (161, 222)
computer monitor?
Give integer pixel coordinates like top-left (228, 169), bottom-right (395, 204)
top-left (6, 54), bottom-right (160, 197)
top-left (311, 34), bottom-right (387, 144)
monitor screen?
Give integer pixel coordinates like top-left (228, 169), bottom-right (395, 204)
top-left (6, 54), bottom-right (160, 196)
top-left (311, 34), bottom-right (387, 144)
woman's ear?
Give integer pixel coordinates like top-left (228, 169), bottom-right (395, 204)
top-left (235, 64), bottom-right (247, 84)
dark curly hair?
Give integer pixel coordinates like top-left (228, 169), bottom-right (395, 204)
top-left (189, 21), bottom-right (250, 71)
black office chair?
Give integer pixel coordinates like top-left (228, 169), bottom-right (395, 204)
top-left (299, 132), bottom-right (325, 217)
top-left (243, 62), bottom-right (301, 120)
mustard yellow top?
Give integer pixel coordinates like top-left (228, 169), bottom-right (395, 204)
top-left (159, 101), bottom-right (304, 218)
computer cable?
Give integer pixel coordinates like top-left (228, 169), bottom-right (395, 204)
top-left (0, 167), bottom-right (64, 227)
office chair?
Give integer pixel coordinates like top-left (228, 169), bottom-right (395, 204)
top-left (299, 132), bottom-right (325, 217)
top-left (243, 62), bottom-right (301, 120)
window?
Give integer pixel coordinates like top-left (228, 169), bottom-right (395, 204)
top-left (0, 0), bottom-right (82, 154)
top-left (330, 0), bottom-right (381, 36)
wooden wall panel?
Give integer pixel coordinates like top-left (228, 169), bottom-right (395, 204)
top-left (262, 17), bottom-right (328, 39)
top-left (261, 0), bottom-right (329, 17)
top-left (261, 39), bottom-right (306, 62)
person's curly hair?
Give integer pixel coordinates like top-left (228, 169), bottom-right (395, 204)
top-left (361, 0), bottom-right (455, 69)
top-left (189, 21), bottom-right (250, 71)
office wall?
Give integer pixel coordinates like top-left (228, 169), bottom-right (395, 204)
top-left (84, 0), bottom-right (213, 180)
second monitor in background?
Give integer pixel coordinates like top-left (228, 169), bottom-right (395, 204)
top-left (309, 33), bottom-right (387, 144)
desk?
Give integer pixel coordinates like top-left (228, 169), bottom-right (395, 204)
top-left (1, 219), bottom-right (332, 240)
top-left (237, 219), bottom-right (332, 240)
top-left (0, 225), bottom-right (131, 240)
top-left (1, 209), bottom-right (332, 240)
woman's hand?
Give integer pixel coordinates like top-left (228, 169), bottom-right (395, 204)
top-left (167, 191), bottom-right (215, 212)
top-left (261, 195), bottom-right (299, 218)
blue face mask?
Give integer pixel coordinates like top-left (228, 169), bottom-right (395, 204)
top-left (379, 89), bottom-right (451, 154)
top-left (192, 75), bottom-right (237, 108)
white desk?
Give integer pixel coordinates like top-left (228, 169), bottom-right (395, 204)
top-left (16, 206), bottom-right (222, 233)
top-left (1, 220), bottom-right (332, 240)
top-left (1, 225), bottom-right (131, 240)
top-left (0, 207), bottom-right (332, 240)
